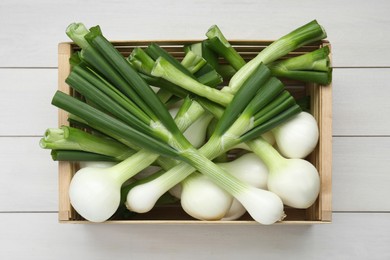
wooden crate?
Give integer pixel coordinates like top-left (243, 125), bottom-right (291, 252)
top-left (57, 40), bottom-right (332, 224)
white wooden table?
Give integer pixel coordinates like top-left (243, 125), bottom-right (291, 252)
top-left (1, 0), bottom-right (389, 259)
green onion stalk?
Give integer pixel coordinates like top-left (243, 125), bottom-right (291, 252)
top-left (183, 40), bottom-right (225, 86)
top-left (205, 25), bottom-right (246, 71)
top-left (128, 45), bottom-right (224, 117)
top-left (40, 126), bottom-right (135, 161)
top-left (128, 44), bottom-right (223, 109)
top-left (180, 50), bottom-right (207, 74)
top-left (214, 45), bottom-right (332, 85)
top-left (127, 47), bottom-right (189, 102)
top-left (184, 40), bottom-right (219, 69)
top-left (152, 57), bottom-right (234, 107)
top-left (204, 20), bottom-right (329, 92)
top-left (51, 150), bottom-right (118, 162)
top-left (145, 43), bottom-right (223, 88)
top-left (267, 45), bottom-right (332, 85)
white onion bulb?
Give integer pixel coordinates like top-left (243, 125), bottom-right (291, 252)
top-left (272, 112), bottom-right (319, 159)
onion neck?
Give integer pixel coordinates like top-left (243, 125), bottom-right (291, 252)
top-left (246, 137), bottom-right (285, 172)
top-left (181, 147), bottom-right (247, 195)
top-left (108, 149), bottom-right (159, 184)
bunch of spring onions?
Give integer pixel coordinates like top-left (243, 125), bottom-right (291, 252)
top-left (40, 20), bottom-right (331, 224)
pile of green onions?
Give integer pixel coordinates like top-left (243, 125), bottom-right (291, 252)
top-left (40, 20), bottom-right (331, 224)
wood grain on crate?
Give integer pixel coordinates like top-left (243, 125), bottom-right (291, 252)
top-left (58, 43), bottom-right (74, 221)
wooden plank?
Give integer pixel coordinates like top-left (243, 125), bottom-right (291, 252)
top-left (0, 0), bottom-right (389, 67)
top-left (0, 68), bottom-right (58, 136)
top-left (0, 212), bottom-right (389, 259)
top-left (0, 137), bottom-right (57, 211)
top-left (333, 136), bottom-right (390, 211)
top-left (318, 77), bottom-right (333, 221)
top-left (321, 42), bottom-right (333, 219)
top-left (333, 68), bottom-right (390, 136)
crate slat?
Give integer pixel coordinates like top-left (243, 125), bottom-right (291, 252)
top-left (57, 43), bottom-right (74, 221)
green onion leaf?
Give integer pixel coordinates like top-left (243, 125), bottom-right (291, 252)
top-left (52, 91), bottom-right (180, 159)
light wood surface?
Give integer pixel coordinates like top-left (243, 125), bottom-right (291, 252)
top-left (1, 0), bottom-right (389, 258)
top-left (1, 0), bottom-right (390, 67)
top-left (0, 213), bottom-right (389, 259)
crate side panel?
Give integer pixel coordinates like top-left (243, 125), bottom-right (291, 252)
top-left (57, 43), bottom-right (74, 221)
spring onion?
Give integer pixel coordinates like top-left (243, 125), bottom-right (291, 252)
top-left (69, 149), bottom-right (159, 222)
top-left (247, 138), bottom-right (320, 208)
